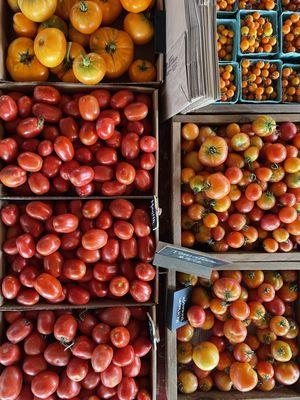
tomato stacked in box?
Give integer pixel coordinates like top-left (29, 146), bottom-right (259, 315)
top-left (0, 307), bottom-right (153, 400)
top-left (0, 86), bottom-right (157, 196)
top-left (6, 0), bottom-right (157, 84)
top-left (181, 118), bottom-right (300, 253)
top-left (177, 269), bottom-right (299, 394)
top-left (1, 198), bottom-right (156, 305)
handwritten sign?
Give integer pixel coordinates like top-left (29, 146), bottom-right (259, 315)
top-left (167, 287), bottom-right (192, 330)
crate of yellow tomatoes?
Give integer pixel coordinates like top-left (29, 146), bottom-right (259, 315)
top-left (1, 0), bottom-right (164, 85)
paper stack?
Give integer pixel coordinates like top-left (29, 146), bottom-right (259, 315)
top-left (162, 0), bottom-right (220, 120)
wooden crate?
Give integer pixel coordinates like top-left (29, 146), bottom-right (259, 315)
top-left (0, 83), bottom-right (159, 199)
top-left (0, 197), bottom-right (160, 309)
top-left (0, 305), bottom-right (158, 400)
top-left (0, 1), bottom-right (165, 87)
top-left (171, 113), bottom-right (300, 267)
top-left (166, 268), bottom-right (300, 400)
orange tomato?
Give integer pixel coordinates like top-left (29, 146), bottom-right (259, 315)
top-left (191, 287), bottom-right (210, 309)
top-left (243, 270), bottom-right (264, 288)
top-left (213, 371), bottom-right (233, 391)
top-left (128, 59), bottom-right (156, 82)
top-left (205, 173), bottom-right (231, 200)
top-left (69, 26), bottom-right (90, 47)
top-left (274, 362), bottom-right (300, 385)
top-left (18, 0), bottom-right (57, 22)
top-left (256, 361), bottom-right (274, 380)
top-left (264, 271), bottom-right (283, 290)
top-left (124, 12), bottom-right (154, 44)
top-left (97, 0), bottom-right (122, 25)
top-left (229, 299), bottom-right (250, 320)
top-left (257, 283), bottom-right (275, 302)
top-left (249, 301), bottom-right (266, 320)
top-left (270, 316), bottom-right (290, 336)
top-left (34, 27), bottom-right (67, 68)
top-left (70, 1), bottom-right (102, 34)
top-left (217, 350), bottom-right (234, 371)
top-left (229, 362), bottom-right (258, 392)
top-left (277, 283), bottom-right (298, 302)
top-left (178, 370), bottom-right (198, 394)
top-left (177, 342), bottom-right (193, 364)
top-left (213, 277), bottom-right (242, 301)
top-left (198, 375), bottom-right (213, 392)
top-left (51, 42), bottom-right (86, 82)
top-left (271, 340), bottom-right (292, 362)
top-left (233, 343), bottom-right (254, 362)
top-left (55, 0), bottom-right (77, 19)
top-left (90, 27), bottom-right (134, 78)
top-left (177, 273), bottom-right (197, 287)
top-left (120, 0), bottom-right (152, 12)
top-left (73, 52), bottom-right (106, 84)
top-left (13, 12), bottom-right (38, 38)
top-left (224, 319), bottom-right (247, 344)
top-left (176, 324), bottom-right (194, 342)
top-left (6, 37), bottom-right (49, 82)
top-left (198, 136), bottom-right (228, 167)
top-left (252, 115), bottom-right (276, 137)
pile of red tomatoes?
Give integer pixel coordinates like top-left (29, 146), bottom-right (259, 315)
top-left (0, 86), bottom-right (156, 196)
top-left (177, 269), bottom-right (299, 394)
top-left (1, 199), bottom-right (156, 305)
top-left (181, 116), bottom-right (300, 252)
top-left (0, 307), bottom-right (153, 400)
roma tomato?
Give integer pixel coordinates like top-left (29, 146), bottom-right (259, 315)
top-left (91, 344), bottom-right (113, 372)
top-left (0, 366), bottom-right (23, 400)
top-left (0, 96), bottom-right (18, 121)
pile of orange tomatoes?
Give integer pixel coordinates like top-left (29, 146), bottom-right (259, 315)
top-left (6, 0), bottom-right (156, 84)
top-left (181, 116), bottom-right (300, 253)
top-left (177, 269), bottom-right (299, 394)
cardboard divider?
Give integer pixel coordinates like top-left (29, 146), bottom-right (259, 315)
top-left (0, 305), bottom-right (158, 400)
top-left (0, 0), bottom-right (165, 87)
top-left (0, 196), bottom-right (160, 309)
top-left (0, 83), bottom-right (159, 199)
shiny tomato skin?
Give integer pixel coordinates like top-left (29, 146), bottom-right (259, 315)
top-left (82, 229), bottom-right (108, 251)
top-left (71, 335), bottom-right (94, 360)
top-left (100, 364), bottom-right (122, 388)
top-left (59, 117), bottom-right (79, 142)
top-left (134, 169), bottom-right (152, 192)
top-left (56, 371), bottom-right (81, 399)
top-left (78, 314), bottom-right (98, 336)
top-left (96, 117), bottom-right (115, 140)
top-left (98, 307), bottom-right (131, 327)
top-left (37, 310), bottom-right (55, 335)
top-left (26, 201), bottom-right (52, 221)
top-left (1, 276), bottom-right (21, 299)
top-left (0, 138), bottom-right (18, 162)
top-left (17, 96), bottom-right (33, 118)
top-left (99, 109), bottom-right (121, 125)
top-left (28, 172), bottom-right (50, 195)
top-left (117, 377), bottom-right (138, 400)
top-left (116, 162), bottom-right (136, 185)
top-left (120, 238), bottom-right (138, 260)
top-left (17, 117), bottom-right (44, 138)
top-left (41, 155), bottom-right (61, 178)
top-left (122, 133), bottom-right (140, 160)
top-left (32, 103), bottom-right (62, 124)
top-left (101, 239), bottom-right (120, 264)
top-left (61, 229), bottom-right (82, 250)
top-left (53, 213), bottom-right (79, 233)
top-left (34, 86), bottom-right (61, 105)
top-left (112, 345), bottom-right (135, 367)
top-left (97, 384), bottom-right (117, 399)
top-left (90, 89), bottom-right (111, 107)
top-left (0, 342), bottom-right (21, 366)
top-left (0, 366), bottom-right (22, 400)
top-left (124, 103), bottom-right (148, 121)
top-left (82, 369), bottom-right (101, 390)
top-left (54, 314), bottom-right (78, 343)
top-left (131, 209), bottom-right (151, 238)
top-left (19, 266), bottom-right (39, 288)
top-left (0, 166), bottom-right (27, 188)
top-left (79, 95), bottom-right (100, 121)
top-left (102, 181), bottom-right (127, 196)
top-left (91, 344), bottom-right (113, 372)
top-left (92, 323), bottom-right (111, 344)
top-left (17, 289), bottom-right (40, 306)
top-left (109, 199), bottom-right (134, 219)
top-left (16, 234), bottom-right (36, 259)
top-left (36, 234), bottom-right (61, 256)
top-left (132, 336), bottom-right (152, 357)
top-left (31, 371), bottom-right (59, 399)
top-left (110, 327), bottom-right (130, 348)
top-left (67, 286), bottom-right (91, 305)
top-left (95, 147), bottom-right (118, 165)
top-left (69, 166), bottom-right (95, 187)
top-left (66, 357), bottom-right (89, 382)
top-left (77, 247), bottom-right (100, 263)
top-left (17, 152), bottom-right (43, 172)
top-left (89, 279), bottom-right (108, 298)
top-left (20, 214), bottom-right (43, 238)
top-left (110, 90), bottom-right (134, 109)
top-left (0, 95), bottom-right (18, 121)
top-left (23, 332), bottom-right (45, 355)
top-left (123, 355), bottom-right (141, 377)
top-left (22, 354), bottom-right (47, 376)
top-left (33, 273), bottom-right (62, 301)
top-left (138, 235), bottom-right (155, 262)
top-left (54, 136), bottom-right (74, 162)
top-left (44, 342), bottom-right (71, 366)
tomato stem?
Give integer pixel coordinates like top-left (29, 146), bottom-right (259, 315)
top-left (81, 53), bottom-right (91, 68)
top-left (80, 0), bottom-right (88, 12)
top-left (105, 41), bottom-right (117, 54)
top-left (19, 50), bottom-right (34, 65)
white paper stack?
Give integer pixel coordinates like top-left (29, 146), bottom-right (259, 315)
top-left (162, 0), bottom-right (220, 120)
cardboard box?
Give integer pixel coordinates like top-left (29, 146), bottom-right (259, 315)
top-left (0, 305), bottom-right (159, 400)
top-left (0, 197), bottom-right (160, 309)
top-left (0, 83), bottom-right (159, 199)
top-left (0, 1), bottom-right (165, 87)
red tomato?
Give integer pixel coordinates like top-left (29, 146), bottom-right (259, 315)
top-left (26, 201), bottom-right (52, 221)
top-left (69, 166), bottom-right (95, 187)
top-left (91, 89), bottom-right (111, 107)
top-left (23, 354), bottom-right (47, 376)
top-left (0, 95), bottom-right (18, 121)
top-left (110, 327), bottom-right (130, 348)
top-left (59, 117), bottom-right (78, 142)
top-left (54, 314), bottom-right (78, 343)
top-left (122, 133), bottom-right (140, 159)
top-left (17, 288), bottom-right (39, 306)
top-left (0, 342), bottom-right (21, 366)
top-left (31, 371), bottom-right (59, 398)
top-left (37, 311), bottom-right (55, 335)
top-left (187, 305), bottom-right (206, 328)
top-left (0, 366), bottom-right (22, 400)
top-left (82, 369), bottom-right (100, 390)
top-left (67, 286), bottom-right (91, 305)
top-left (109, 276), bottom-right (130, 297)
top-left (98, 307), bottom-right (131, 327)
top-left (0, 166), bottom-right (27, 188)
top-left (44, 342), bottom-right (71, 366)
top-left (102, 181), bottom-right (126, 196)
top-left (1, 276), bottom-right (21, 299)
top-left (79, 95), bottom-right (100, 121)
top-left (71, 336), bottom-right (94, 360)
top-left (110, 90), bottom-right (134, 109)
top-left (130, 280), bottom-right (152, 302)
top-left (96, 117), bottom-right (115, 140)
top-left (32, 103), bottom-right (62, 123)
top-left (100, 364), bottom-right (122, 388)
top-left (34, 86), bottom-right (61, 104)
top-left (0, 138), bottom-right (18, 162)
top-left (56, 371), bottom-right (81, 399)
top-left (82, 229), bottom-right (108, 250)
top-left (66, 357), bottom-right (89, 382)
top-left (113, 345), bottom-right (135, 367)
top-left (17, 117), bottom-right (44, 138)
top-left (92, 323), bottom-right (111, 344)
top-left (24, 332), bottom-right (45, 355)
top-left (140, 136), bottom-right (157, 153)
top-left (117, 377), bottom-right (138, 400)
top-left (91, 344), bottom-right (113, 372)
top-left (36, 234), bottom-right (61, 256)
top-left (135, 262), bottom-right (155, 281)
top-left (124, 103), bottom-right (148, 121)
top-left (33, 273), bottom-right (62, 301)
top-left (116, 162), bottom-right (136, 185)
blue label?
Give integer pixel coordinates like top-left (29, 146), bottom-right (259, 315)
top-left (167, 287), bottom-right (192, 331)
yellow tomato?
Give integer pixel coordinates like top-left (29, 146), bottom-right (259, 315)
top-left (73, 52), bottom-right (106, 84)
top-left (55, 0), bottom-right (76, 19)
top-left (90, 27), bottom-right (134, 79)
top-left (38, 15), bottom-right (68, 36)
top-left (18, 0), bottom-right (57, 22)
top-left (6, 37), bottom-right (49, 81)
top-left (34, 27), bottom-right (67, 68)
top-left (13, 12), bottom-right (38, 38)
top-left (70, 1), bottom-right (102, 34)
top-left (129, 59), bottom-right (156, 82)
top-left (51, 42), bottom-right (86, 82)
top-left (192, 341), bottom-right (219, 371)
top-left (7, 0), bottom-right (20, 11)
top-left (120, 0), bottom-right (152, 13)
top-left (97, 0), bottom-right (122, 25)
top-left (124, 12), bottom-right (154, 44)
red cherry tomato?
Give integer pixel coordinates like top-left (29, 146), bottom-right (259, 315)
top-left (79, 95), bottom-right (100, 121)
top-left (17, 117), bottom-right (44, 138)
top-left (117, 377), bottom-right (138, 400)
top-left (124, 103), bottom-right (148, 121)
top-left (6, 318), bottom-right (33, 344)
top-left (0, 95), bottom-right (18, 121)
top-left (113, 345), bottom-right (135, 367)
top-left (32, 103), bottom-right (62, 123)
top-left (110, 90), bottom-right (134, 109)
top-left (0, 342), bottom-right (21, 366)
top-left (17, 152), bottom-right (43, 172)
top-left (0, 166), bottom-right (27, 188)
top-left (34, 86), bottom-right (61, 104)
top-left (44, 342), bottom-right (71, 367)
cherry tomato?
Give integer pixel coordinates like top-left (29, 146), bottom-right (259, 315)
top-left (44, 342), bottom-right (71, 366)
